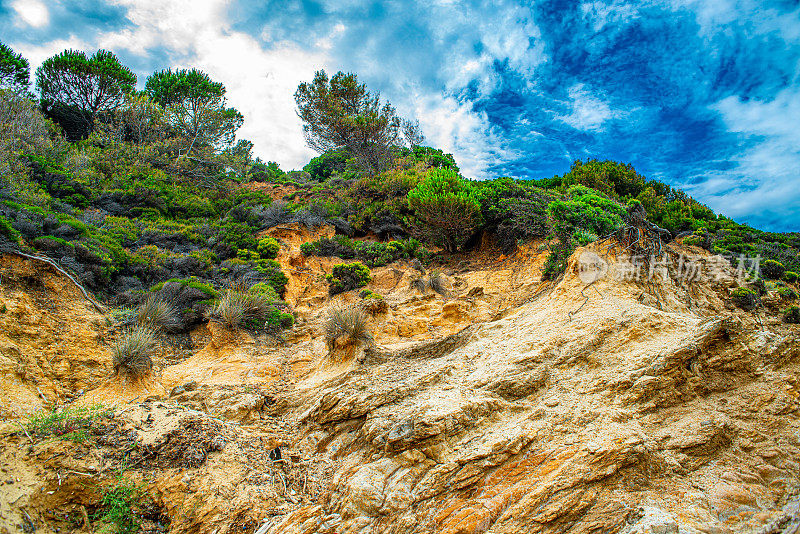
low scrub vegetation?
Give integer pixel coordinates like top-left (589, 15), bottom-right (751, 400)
top-left (731, 287), bottom-right (758, 310)
top-left (761, 260), bottom-right (785, 280)
top-left (784, 306), bottom-right (800, 324)
top-left (326, 262), bottom-right (371, 295)
top-left (301, 236), bottom-right (429, 267)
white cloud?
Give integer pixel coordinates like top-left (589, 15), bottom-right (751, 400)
top-left (557, 84), bottom-right (615, 131)
top-left (11, 0), bottom-right (49, 28)
top-left (412, 92), bottom-right (517, 179)
top-left (689, 88), bottom-right (800, 225)
top-left (580, 1), bottom-right (639, 32)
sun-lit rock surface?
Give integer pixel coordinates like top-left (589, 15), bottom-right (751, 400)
top-left (1, 239), bottom-right (799, 534)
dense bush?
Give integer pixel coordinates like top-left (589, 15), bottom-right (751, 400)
top-left (761, 259), bottom-right (785, 280)
top-left (257, 237), bottom-right (280, 259)
top-left (784, 305), bottom-right (800, 324)
top-left (731, 287), bottom-right (758, 310)
top-left (303, 148), bottom-right (349, 180)
top-left (785, 271), bottom-right (799, 283)
top-left (777, 287), bottom-right (797, 300)
top-left (406, 168), bottom-right (482, 252)
top-left (326, 262), bottom-right (371, 295)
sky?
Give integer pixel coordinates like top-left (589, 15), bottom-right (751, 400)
top-left (1, 0), bottom-right (799, 231)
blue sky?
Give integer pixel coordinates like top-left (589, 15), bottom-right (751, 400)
top-left (2, 0), bottom-right (799, 231)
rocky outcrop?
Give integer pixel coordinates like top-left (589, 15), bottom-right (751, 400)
top-left (1, 242), bottom-right (799, 534)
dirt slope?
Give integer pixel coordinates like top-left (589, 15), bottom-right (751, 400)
top-left (1, 237), bottom-right (799, 534)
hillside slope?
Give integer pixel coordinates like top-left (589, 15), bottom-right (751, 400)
top-left (1, 235), bottom-right (799, 534)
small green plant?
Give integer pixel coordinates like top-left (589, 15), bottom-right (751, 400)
top-left (784, 271), bottom-right (799, 283)
top-left (113, 325), bottom-right (157, 379)
top-left (326, 262), bottom-right (371, 295)
top-left (784, 305), bottom-right (800, 324)
top-left (324, 305), bottom-right (373, 351)
top-left (93, 474), bottom-right (148, 534)
top-left (0, 215), bottom-right (20, 243)
top-left (761, 259), bottom-right (786, 280)
top-left (730, 287), bottom-right (758, 310)
top-left (25, 405), bottom-right (110, 443)
top-left (257, 237), bottom-right (280, 259)
top-left (265, 306), bottom-right (294, 329)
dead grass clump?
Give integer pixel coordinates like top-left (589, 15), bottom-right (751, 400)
top-left (113, 325), bottom-right (157, 378)
top-left (324, 305), bottom-right (373, 351)
top-left (209, 289), bottom-right (273, 330)
top-left (135, 294), bottom-right (178, 333)
top-left (410, 270), bottom-right (449, 296)
top-left (409, 277), bottom-right (427, 293)
top-left (428, 270), bottom-right (448, 296)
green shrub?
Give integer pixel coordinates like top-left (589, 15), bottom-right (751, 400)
top-left (407, 168), bottom-right (483, 252)
top-left (265, 306), bottom-right (294, 329)
top-left (249, 282), bottom-right (278, 301)
top-left (324, 305), bottom-right (372, 351)
top-left (326, 262), bottom-right (371, 295)
top-left (252, 259), bottom-right (289, 295)
top-left (784, 306), bottom-right (800, 324)
top-left (0, 215), bottom-right (20, 243)
top-left (150, 278), bottom-right (218, 299)
top-left (750, 278), bottom-right (767, 296)
top-left (683, 235), bottom-right (703, 247)
top-left (784, 271), bottom-right (799, 283)
top-left (113, 325), bottom-right (158, 378)
top-left (257, 237), bottom-right (280, 259)
top-left (730, 287), bottom-right (758, 310)
top-left (573, 229), bottom-right (598, 246)
top-left (761, 259), bottom-right (785, 280)
top-left (777, 287), bottom-right (797, 300)
top-left (299, 242), bottom-right (316, 256)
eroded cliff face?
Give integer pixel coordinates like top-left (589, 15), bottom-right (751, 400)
top-left (1, 235), bottom-right (799, 534)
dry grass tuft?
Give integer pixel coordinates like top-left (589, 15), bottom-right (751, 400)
top-left (428, 270), bottom-right (448, 296)
top-left (209, 288), bottom-right (273, 330)
top-left (409, 277), bottom-right (427, 293)
top-left (113, 325), bottom-right (157, 378)
top-left (135, 294), bottom-right (178, 333)
top-left (324, 305), bottom-right (373, 351)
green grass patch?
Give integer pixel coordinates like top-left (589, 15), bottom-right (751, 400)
top-left (25, 405), bottom-right (111, 443)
